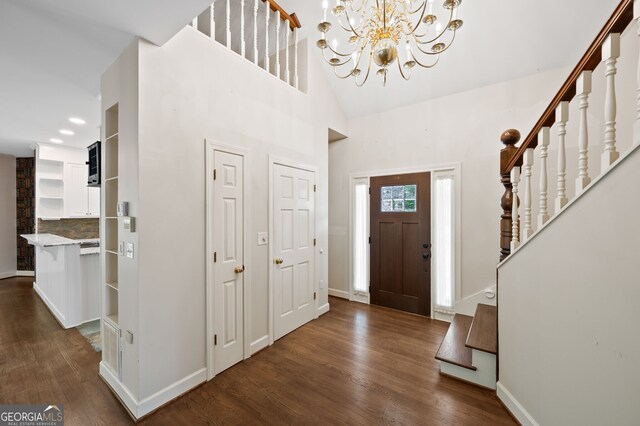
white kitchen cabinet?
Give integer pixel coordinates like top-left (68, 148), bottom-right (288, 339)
top-left (65, 163), bottom-right (100, 217)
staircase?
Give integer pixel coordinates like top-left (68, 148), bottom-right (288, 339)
top-left (436, 304), bottom-right (497, 389)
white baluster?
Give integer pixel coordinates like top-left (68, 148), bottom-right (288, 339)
top-left (286, 22), bottom-right (291, 85)
top-left (538, 127), bottom-right (550, 227)
top-left (211, 3), bottom-right (216, 40)
top-left (265, 1), bottom-right (270, 71)
top-left (191, 16), bottom-right (198, 28)
top-left (511, 167), bottom-right (521, 252)
top-left (226, 0), bottom-right (231, 49)
top-left (602, 33), bottom-right (621, 169)
top-left (276, 12), bottom-right (281, 79)
top-left (294, 28), bottom-right (299, 89)
top-left (240, 0), bottom-right (246, 57)
top-left (254, 0), bottom-right (259, 64)
top-left (633, 0), bottom-right (640, 145)
top-left (555, 101), bottom-right (569, 211)
top-left (576, 71), bottom-right (592, 193)
top-left (522, 149), bottom-right (534, 241)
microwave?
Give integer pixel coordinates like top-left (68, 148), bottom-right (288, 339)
top-left (87, 141), bottom-right (101, 187)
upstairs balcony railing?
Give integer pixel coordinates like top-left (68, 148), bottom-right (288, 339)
top-left (190, 0), bottom-right (303, 91)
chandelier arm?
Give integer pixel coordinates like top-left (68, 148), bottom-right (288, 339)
top-left (412, 30), bottom-right (457, 55)
top-left (408, 0), bottom-right (428, 15)
top-left (342, 7), bottom-right (366, 37)
top-left (333, 67), bottom-right (358, 79)
top-left (326, 42), bottom-right (361, 57)
top-left (411, 51), bottom-right (441, 68)
top-left (321, 48), bottom-right (355, 67)
top-left (397, 59), bottom-right (412, 81)
top-left (355, 53), bottom-right (374, 87)
top-left (413, 7), bottom-right (455, 44)
top-left (402, 1), bottom-right (428, 36)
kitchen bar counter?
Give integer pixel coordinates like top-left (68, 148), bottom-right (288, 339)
top-left (22, 233), bottom-right (100, 329)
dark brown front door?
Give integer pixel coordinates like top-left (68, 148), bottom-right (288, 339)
top-left (370, 172), bottom-right (431, 316)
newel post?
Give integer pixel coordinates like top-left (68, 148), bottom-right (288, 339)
top-left (500, 129), bottom-right (521, 261)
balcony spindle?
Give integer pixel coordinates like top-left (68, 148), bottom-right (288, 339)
top-left (276, 12), bottom-right (281, 78)
top-left (510, 166), bottom-right (521, 252)
top-left (633, 0), bottom-right (640, 145)
top-left (538, 127), bottom-right (550, 227)
top-left (265, 1), bottom-right (270, 71)
top-left (211, 3), bottom-right (216, 40)
top-left (576, 71), bottom-right (592, 193)
top-left (555, 102), bottom-right (569, 211)
top-left (602, 33), bottom-right (621, 169)
top-left (254, 0), bottom-right (259, 64)
top-left (286, 22), bottom-right (291, 84)
top-left (522, 149), bottom-right (534, 241)
top-left (240, 0), bottom-right (246, 57)
top-left (226, 0), bottom-right (231, 49)
top-left (294, 28), bottom-right (299, 89)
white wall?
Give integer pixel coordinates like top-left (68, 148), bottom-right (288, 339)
top-left (328, 67), bottom-right (569, 304)
top-left (133, 28), bottom-right (346, 400)
top-left (0, 154), bottom-right (16, 278)
top-left (497, 143), bottom-right (640, 426)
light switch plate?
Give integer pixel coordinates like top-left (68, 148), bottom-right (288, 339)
top-left (117, 201), bottom-right (129, 217)
top-left (257, 232), bottom-right (268, 246)
top-left (123, 217), bottom-right (135, 232)
top-left (126, 242), bottom-right (134, 259)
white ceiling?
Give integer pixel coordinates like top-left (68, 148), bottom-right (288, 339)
top-left (0, 0), bottom-right (622, 156)
top-left (278, 0), bottom-right (621, 118)
top-left (0, 0), bottom-right (213, 157)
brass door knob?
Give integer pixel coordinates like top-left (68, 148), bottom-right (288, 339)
top-left (274, 258), bottom-right (283, 265)
top-left (234, 265), bottom-right (245, 274)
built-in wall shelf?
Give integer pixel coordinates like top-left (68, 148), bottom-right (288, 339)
top-left (102, 102), bottom-right (121, 378)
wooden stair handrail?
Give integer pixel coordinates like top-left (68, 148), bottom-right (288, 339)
top-left (503, 0), bottom-right (633, 174)
top-left (263, 0), bottom-right (302, 30)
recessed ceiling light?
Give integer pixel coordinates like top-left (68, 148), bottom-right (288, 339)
top-left (59, 129), bottom-right (74, 135)
top-left (49, 138), bottom-right (63, 144)
top-left (69, 117), bottom-right (86, 125)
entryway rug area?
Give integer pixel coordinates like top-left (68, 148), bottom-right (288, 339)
top-left (77, 319), bottom-right (101, 352)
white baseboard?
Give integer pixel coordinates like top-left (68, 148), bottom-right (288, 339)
top-left (16, 270), bottom-right (35, 277)
top-left (250, 335), bottom-right (269, 355)
top-left (138, 368), bottom-right (207, 418)
top-left (100, 362), bottom-right (138, 418)
top-left (496, 381), bottom-right (539, 426)
top-left (100, 364), bottom-right (207, 420)
top-left (328, 288), bottom-right (349, 299)
top-left (0, 271), bottom-right (15, 280)
top-left (318, 302), bottom-right (330, 316)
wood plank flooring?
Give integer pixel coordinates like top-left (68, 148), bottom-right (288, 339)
top-left (0, 277), bottom-right (515, 425)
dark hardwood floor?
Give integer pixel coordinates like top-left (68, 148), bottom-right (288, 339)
top-left (0, 277), bottom-right (515, 425)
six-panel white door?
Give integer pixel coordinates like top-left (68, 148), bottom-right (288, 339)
top-left (273, 164), bottom-right (315, 341)
top-left (213, 150), bottom-right (245, 375)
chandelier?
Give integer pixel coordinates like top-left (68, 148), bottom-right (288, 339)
top-left (316, 0), bottom-right (463, 86)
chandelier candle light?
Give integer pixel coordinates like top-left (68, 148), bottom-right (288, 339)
top-left (317, 0), bottom-right (463, 86)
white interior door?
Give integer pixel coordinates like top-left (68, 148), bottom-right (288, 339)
top-left (273, 164), bottom-right (315, 341)
top-left (213, 150), bottom-right (244, 375)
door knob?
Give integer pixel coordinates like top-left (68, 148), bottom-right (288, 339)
top-left (274, 258), bottom-right (283, 265)
top-left (422, 252), bottom-right (430, 260)
top-left (234, 265), bottom-right (245, 274)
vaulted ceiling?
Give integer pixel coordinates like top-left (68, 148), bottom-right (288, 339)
top-left (0, 0), bottom-right (621, 156)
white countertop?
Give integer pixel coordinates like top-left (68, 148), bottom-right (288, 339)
top-left (21, 233), bottom-right (77, 247)
top-left (21, 234), bottom-right (101, 249)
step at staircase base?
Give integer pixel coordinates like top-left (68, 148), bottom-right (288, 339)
top-left (439, 349), bottom-right (496, 390)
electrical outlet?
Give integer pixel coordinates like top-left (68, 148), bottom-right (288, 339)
top-left (126, 242), bottom-right (134, 259)
top-left (257, 232), bottom-right (268, 246)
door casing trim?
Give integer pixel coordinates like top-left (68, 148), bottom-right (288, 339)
top-left (205, 139), bottom-right (252, 381)
top-left (268, 155), bottom-right (319, 346)
top-left (347, 162), bottom-right (462, 318)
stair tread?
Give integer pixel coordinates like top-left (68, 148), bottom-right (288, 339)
top-left (435, 314), bottom-right (476, 371)
top-left (465, 304), bottom-right (497, 354)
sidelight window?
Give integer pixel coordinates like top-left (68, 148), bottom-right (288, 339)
top-left (433, 173), bottom-right (456, 310)
top-left (353, 180), bottom-right (369, 294)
